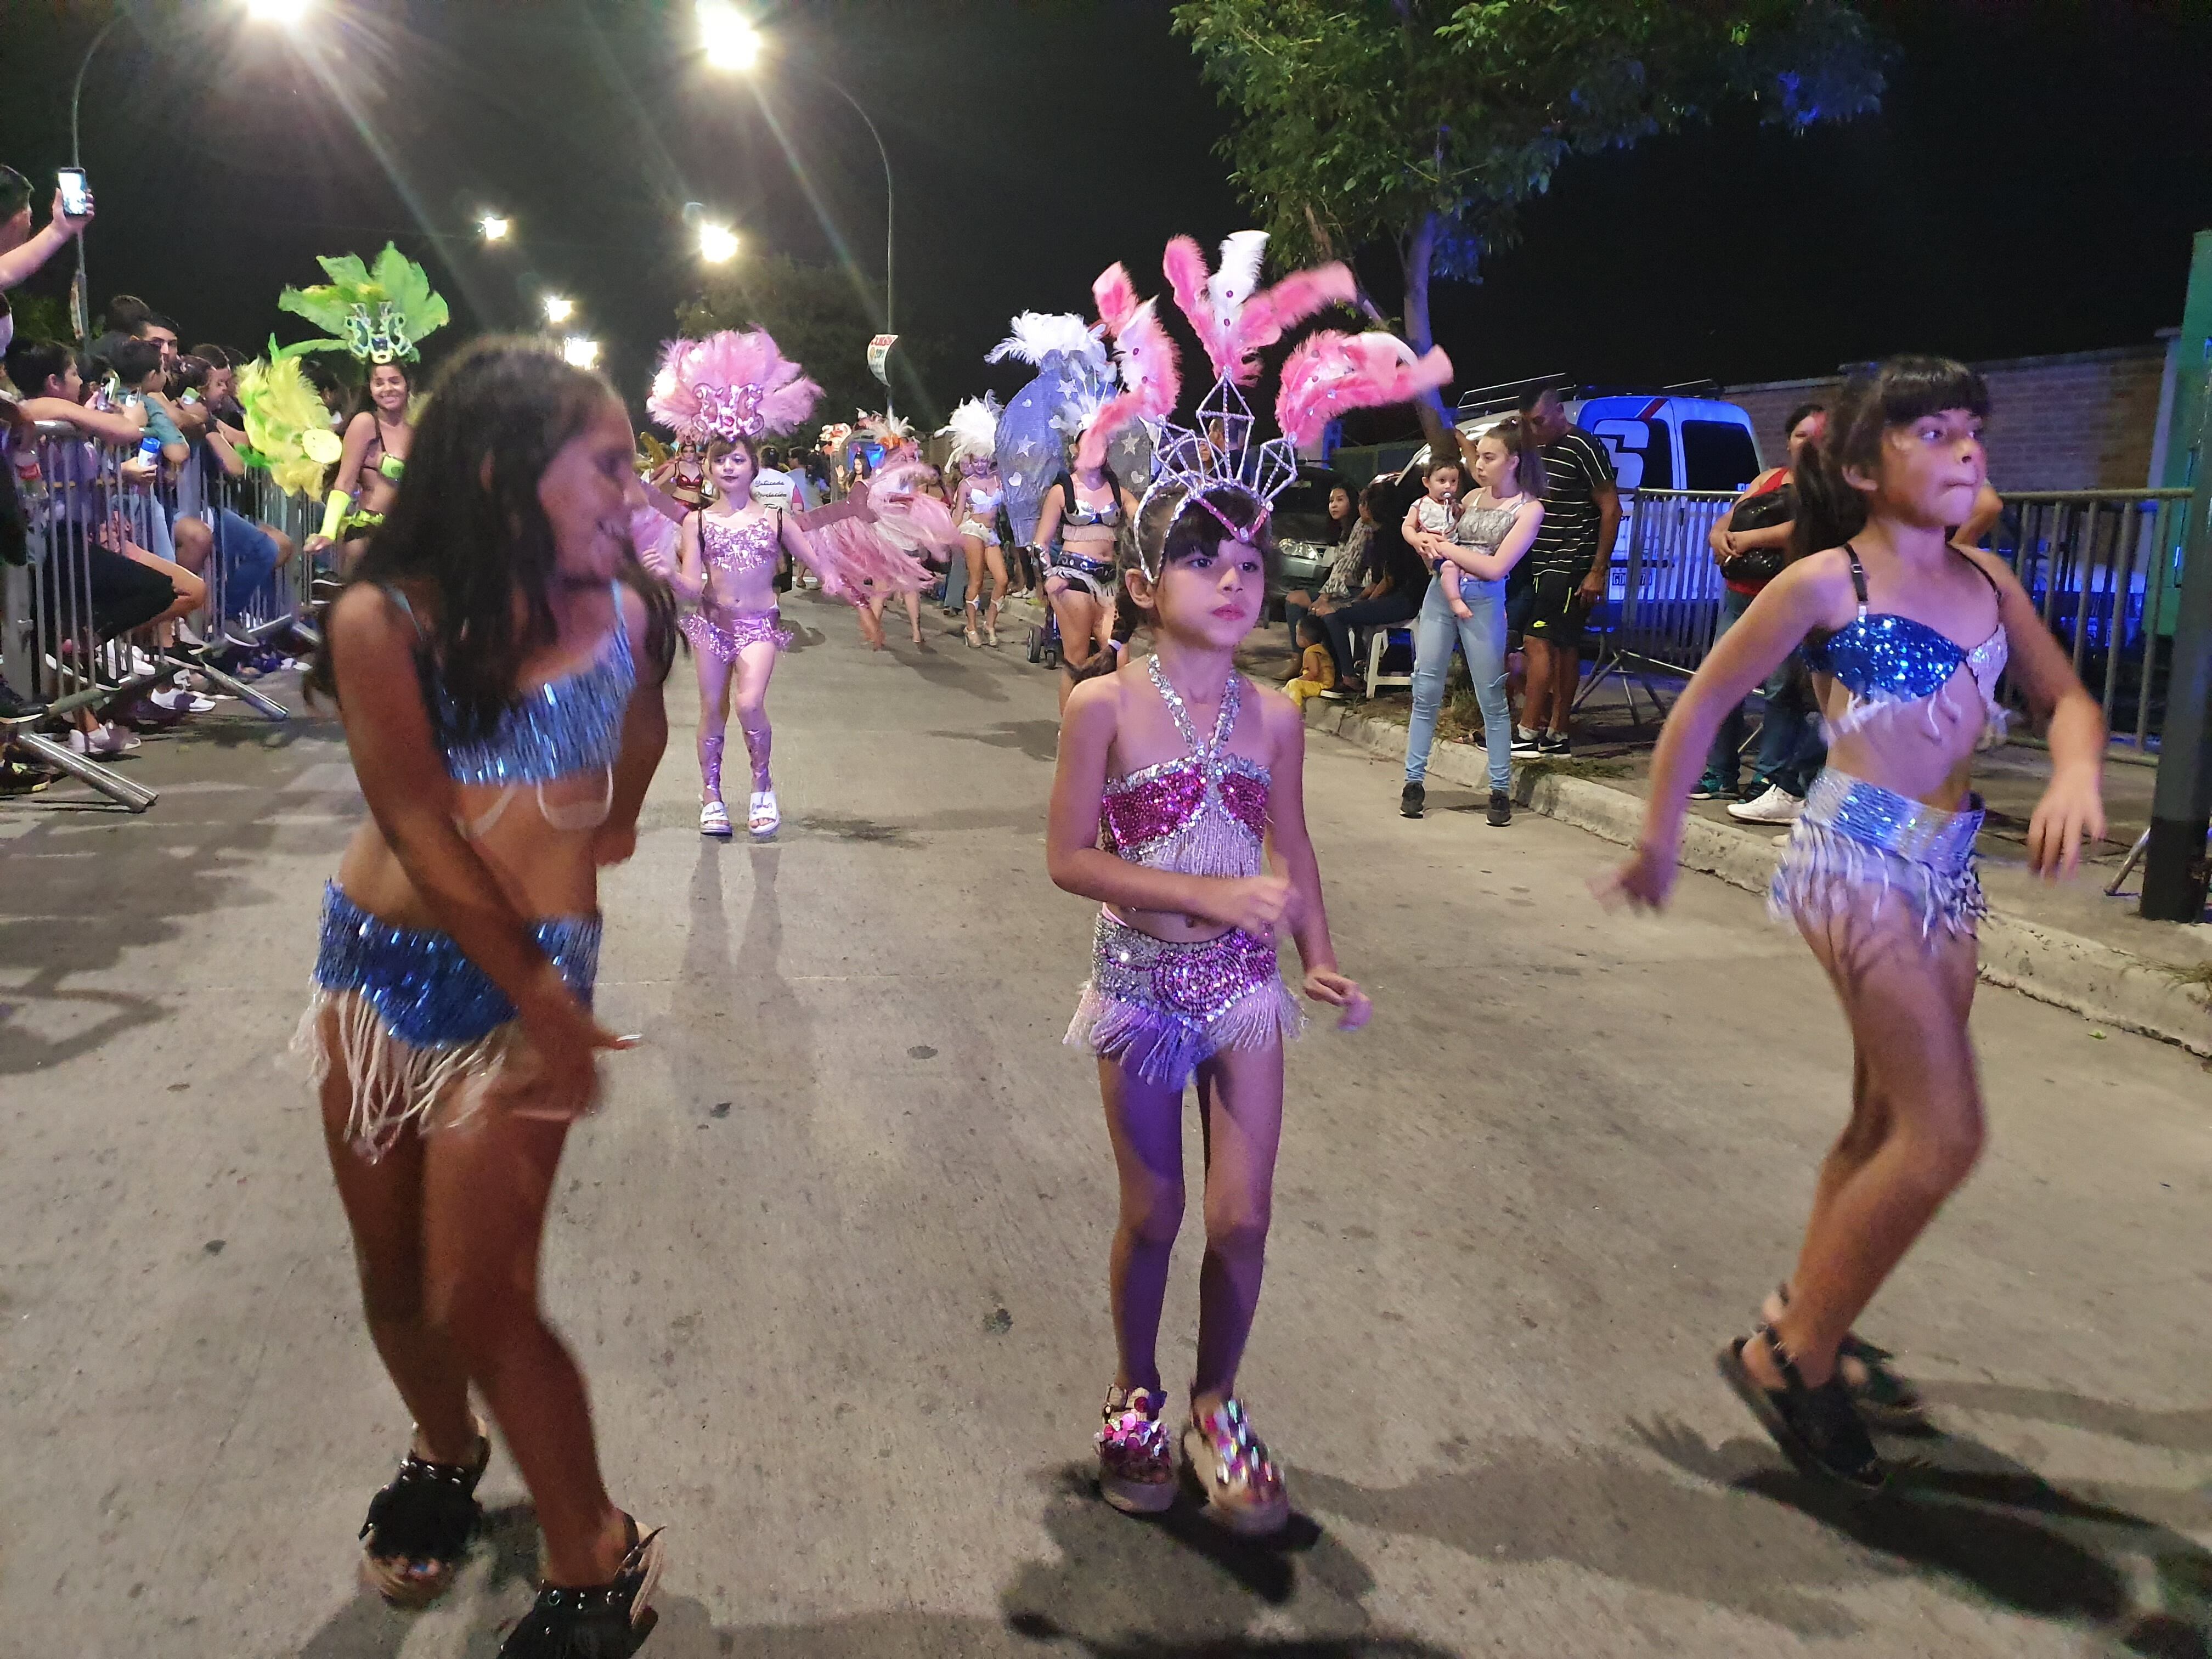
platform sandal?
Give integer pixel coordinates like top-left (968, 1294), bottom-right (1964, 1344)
top-left (1718, 1324), bottom-right (1887, 1492)
top-left (1096, 1385), bottom-right (1175, 1516)
top-left (358, 1430), bottom-right (490, 1607)
top-left (1766, 1283), bottom-right (1928, 1432)
top-left (1184, 1396), bottom-right (1290, 1536)
top-left (499, 1514), bottom-right (665, 1658)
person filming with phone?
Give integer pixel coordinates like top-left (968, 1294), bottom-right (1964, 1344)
top-left (0, 165), bottom-right (94, 303)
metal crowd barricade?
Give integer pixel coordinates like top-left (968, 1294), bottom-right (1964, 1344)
top-left (1574, 488), bottom-right (1735, 724)
top-left (1989, 489), bottom-right (2192, 753)
top-left (0, 424), bottom-right (321, 812)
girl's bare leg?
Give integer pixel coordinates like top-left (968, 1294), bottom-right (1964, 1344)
top-left (319, 1033), bottom-right (477, 1464)
top-left (983, 544), bottom-right (1009, 640)
top-left (695, 646), bottom-right (735, 807)
top-left (1048, 583), bottom-right (1099, 712)
top-left (423, 1103), bottom-right (631, 1588)
top-left (901, 586), bottom-right (923, 645)
top-left (856, 598), bottom-right (886, 651)
top-left (962, 537), bottom-right (986, 644)
top-left (1746, 905), bottom-right (1984, 1389)
top-left (731, 639), bottom-right (778, 793)
top-left (1099, 1059), bottom-right (1186, 1396)
top-left (1190, 1041), bottom-right (1285, 1413)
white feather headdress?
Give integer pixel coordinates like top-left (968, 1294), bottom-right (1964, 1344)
top-left (985, 312), bottom-right (1108, 376)
top-left (938, 396), bottom-right (1000, 467)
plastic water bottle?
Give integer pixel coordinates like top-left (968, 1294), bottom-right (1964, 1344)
top-left (138, 433), bottom-right (163, 467)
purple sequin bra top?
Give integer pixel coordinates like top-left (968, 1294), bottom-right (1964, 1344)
top-left (701, 511), bottom-right (780, 593)
top-left (1099, 658), bottom-right (1269, 879)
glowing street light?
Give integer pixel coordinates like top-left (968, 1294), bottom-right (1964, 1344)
top-left (698, 222), bottom-right (740, 264)
top-left (244, 0), bottom-right (315, 21)
top-left (562, 336), bottom-right (601, 370)
top-left (698, 1), bottom-right (762, 70)
top-left (542, 295), bottom-right (575, 325)
top-left (479, 213), bottom-right (511, 242)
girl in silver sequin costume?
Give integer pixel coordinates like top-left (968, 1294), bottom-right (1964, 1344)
top-left (1602, 357), bottom-right (2108, 1491)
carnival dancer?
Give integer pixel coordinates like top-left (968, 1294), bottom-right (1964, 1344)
top-left (1600, 357), bottom-right (2107, 1489)
top-left (849, 411), bottom-right (960, 649)
top-left (298, 338), bottom-right (674, 1656)
top-left (285, 244), bottom-right (449, 572)
top-left (648, 329), bottom-right (860, 838)
top-left (1049, 237), bottom-right (1445, 1533)
top-left (941, 396), bottom-right (1010, 647)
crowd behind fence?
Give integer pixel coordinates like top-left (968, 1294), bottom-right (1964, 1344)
top-left (2, 424), bottom-right (320, 811)
top-left (1576, 486), bottom-right (2193, 752)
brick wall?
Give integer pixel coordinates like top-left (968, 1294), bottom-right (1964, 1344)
top-left (1725, 342), bottom-right (2171, 491)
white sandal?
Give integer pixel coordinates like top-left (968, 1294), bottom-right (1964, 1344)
top-left (699, 799), bottom-right (732, 838)
top-left (747, 790), bottom-right (780, 837)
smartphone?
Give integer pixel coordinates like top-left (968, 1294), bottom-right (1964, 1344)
top-left (57, 168), bottom-right (90, 218)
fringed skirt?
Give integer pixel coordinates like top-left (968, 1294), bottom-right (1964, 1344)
top-left (1065, 914), bottom-right (1305, 1090)
top-left (1046, 549), bottom-right (1117, 605)
top-left (294, 883), bottom-right (603, 1160)
top-left (681, 605), bottom-right (794, 662)
top-left (1770, 770), bottom-right (1987, 943)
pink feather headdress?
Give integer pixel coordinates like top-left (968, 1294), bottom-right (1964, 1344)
top-left (647, 329), bottom-right (821, 444)
top-left (1076, 262), bottom-right (1183, 472)
top-left (1162, 232), bottom-right (1358, 387)
top-left (1275, 332), bottom-right (1454, 452)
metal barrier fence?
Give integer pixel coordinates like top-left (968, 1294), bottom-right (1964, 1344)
top-left (2, 424), bottom-right (323, 811)
top-left (1573, 486), bottom-right (2195, 752)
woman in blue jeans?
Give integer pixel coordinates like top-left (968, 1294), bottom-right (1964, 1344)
top-left (1401, 420), bottom-right (1547, 825)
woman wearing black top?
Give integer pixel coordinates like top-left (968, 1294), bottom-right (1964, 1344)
top-left (1317, 472), bottom-right (1427, 693)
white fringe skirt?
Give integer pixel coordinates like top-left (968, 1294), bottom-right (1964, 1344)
top-left (1770, 770), bottom-right (1987, 943)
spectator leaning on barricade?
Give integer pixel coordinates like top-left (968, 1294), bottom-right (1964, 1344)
top-left (1693, 402), bottom-right (1828, 817)
top-left (1, 163), bottom-right (96, 572)
top-left (1509, 387), bottom-right (1620, 757)
top-left (169, 346), bottom-right (296, 657)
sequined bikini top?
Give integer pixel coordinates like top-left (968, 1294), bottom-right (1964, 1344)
top-left (1804, 543), bottom-right (2008, 746)
top-left (965, 482), bottom-right (1002, 513)
top-left (1062, 475), bottom-right (1125, 529)
top-left (1452, 496), bottom-right (1521, 552)
top-left (387, 583), bottom-right (635, 836)
top-left (700, 510), bottom-right (781, 583)
top-left (1099, 658), bottom-right (1270, 879)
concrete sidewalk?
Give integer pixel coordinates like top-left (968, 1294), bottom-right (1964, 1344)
top-left (1301, 684), bottom-right (2212, 1057)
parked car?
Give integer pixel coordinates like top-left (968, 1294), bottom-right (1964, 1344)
top-left (1269, 461), bottom-right (1352, 614)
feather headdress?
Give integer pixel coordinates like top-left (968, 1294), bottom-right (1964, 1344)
top-left (234, 351), bottom-right (345, 495)
top-left (859, 409), bottom-right (915, 449)
top-left (1275, 332), bottom-right (1454, 452)
top-left (647, 329), bottom-right (821, 444)
top-left (1162, 232), bottom-right (1357, 388)
top-left (985, 311), bottom-right (1108, 375)
top-left (1076, 262), bottom-right (1183, 472)
top-left (939, 396), bottom-right (1001, 468)
top-left (277, 244), bottom-right (449, 364)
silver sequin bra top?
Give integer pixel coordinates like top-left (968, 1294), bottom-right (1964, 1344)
top-left (700, 511), bottom-right (781, 595)
top-left (403, 583), bottom-right (635, 789)
top-left (1452, 496), bottom-right (1522, 554)
top-left (1098, 658), bottom-right (1271, 879)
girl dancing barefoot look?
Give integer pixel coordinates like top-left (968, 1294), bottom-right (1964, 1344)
top-left (299, 338), bottom-right (676, 1656)
top-left (1048, 234), bottom-right (1447, 1533)
top-left (1601, 357), bottom-right (2106, 1490)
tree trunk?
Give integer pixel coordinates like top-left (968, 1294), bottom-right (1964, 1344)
top-left (1402, 209), bottom-right (1453, 454)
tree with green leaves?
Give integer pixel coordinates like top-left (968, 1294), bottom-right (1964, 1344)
top-left (1173, 0), bottom-right (1886, 425)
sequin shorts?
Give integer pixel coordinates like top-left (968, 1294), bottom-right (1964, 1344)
top-left (1046, 551), bottom-right (1116, 605)
top-left (1771, 769), bottom-right (1987, 942)
top-left (1065, 914), bottom-right (1304, 1088)
top-left (293, 883), bottom-right (602, 1159)
top-left (681, 606), bottom-right (794, 662)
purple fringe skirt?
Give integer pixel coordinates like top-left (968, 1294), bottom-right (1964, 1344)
top-left (1066, 913), bottom-right (1304, 1088)
top-left (681, 606), bottom-right (794, 662)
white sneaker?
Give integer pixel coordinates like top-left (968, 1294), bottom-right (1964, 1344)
top-left (1728, 784), bottom-right (1804, 825)
top-left (149, 686), bottom-right (216, 715)
top-left (67, 724), bottom-right (139, 757)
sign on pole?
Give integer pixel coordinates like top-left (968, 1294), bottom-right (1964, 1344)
top-left (867, 334), bottom-right (898, 388)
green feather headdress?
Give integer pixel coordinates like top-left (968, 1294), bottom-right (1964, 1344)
top-left (278, 242), bottom-right (449, 364)
top-left (235, 342), bottom-right (346, 496)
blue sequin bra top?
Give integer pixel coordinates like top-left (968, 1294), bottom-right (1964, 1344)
top-left (386, 582), bottom-right (635, 834)
top-left (1803, 544), bottom-right (2008, 747)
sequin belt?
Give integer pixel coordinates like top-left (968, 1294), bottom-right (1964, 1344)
top-left (1770, 770), bottom-right (1987, 940)
top-left (309, 882), bottom-right (600, 1049)
top-left (681, 606), bottom-right (794, 662)
top-left (1065, 913), bottom-right (1302, 1088)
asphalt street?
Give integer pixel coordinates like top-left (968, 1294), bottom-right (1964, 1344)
top-left (2, 590), bottom-right (2207, 1658)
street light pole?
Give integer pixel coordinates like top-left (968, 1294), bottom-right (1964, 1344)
top-left (815, 74), bottom-right (893, 342)
top-left (67, 16), bottom-right (125, 338)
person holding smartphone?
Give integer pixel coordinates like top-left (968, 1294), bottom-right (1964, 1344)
top-left (0, 165), bottom-right (94, 306)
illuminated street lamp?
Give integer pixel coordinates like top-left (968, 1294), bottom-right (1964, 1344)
top-left (698, 222), bottom-right (740, 264)
top-left (542, 295), bottom-right (575, 326)
top-left (698, 1), bottom-right (762, 71)
top-left (244, 0), bottom-right (315, 21)
top-left (562, 336), bottom-right (601, 370)
top-left (479, 213), bottom-right (511, 242)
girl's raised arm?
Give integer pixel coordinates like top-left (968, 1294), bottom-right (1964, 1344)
top-left (1969, 548), bottom-right (2106, 876)
top-left (594, 584), bottom-right (670, 868)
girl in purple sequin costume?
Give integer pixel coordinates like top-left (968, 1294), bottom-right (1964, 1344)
top-left (1049, 233), bottom-right (1451, 1535)
top-left (1604, 357), bottom-right (2107, 1491)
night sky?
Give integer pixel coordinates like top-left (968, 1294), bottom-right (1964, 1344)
top-left (4, 0), bottom-right (2208, 433)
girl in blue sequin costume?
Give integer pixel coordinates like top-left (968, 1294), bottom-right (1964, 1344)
top-left (299, 339), bottom-right (677, 1657)
top-left (1603, 357), bottom-right (2107, 1491)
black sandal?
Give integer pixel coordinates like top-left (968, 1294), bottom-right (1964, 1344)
top-left (499, 1514), bottom-right (665, 1658)
top-left (1768, 1283), bottom-right (1929, 1432)
top-left (359, 1431), bottom-right (491, 1607)
top-left (1718, 1324), bottom-right (1887, 1492)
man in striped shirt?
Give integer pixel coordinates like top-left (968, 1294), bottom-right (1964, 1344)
top-left (1510, 388), bottom-right (1620, 755)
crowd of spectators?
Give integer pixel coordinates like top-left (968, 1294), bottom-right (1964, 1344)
top-left (2, 161), bottom-right (306, 777)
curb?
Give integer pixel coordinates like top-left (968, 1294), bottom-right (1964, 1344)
top-left (1304, 698), bottom-right (2212, 1058)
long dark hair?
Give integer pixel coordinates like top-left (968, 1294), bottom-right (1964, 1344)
top-left (1792, 355), bottom-right (1989, 560)
top-left (307, 336), bottom-right (674, 735)
top-left (349, 358), bottom-right (416, 426)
